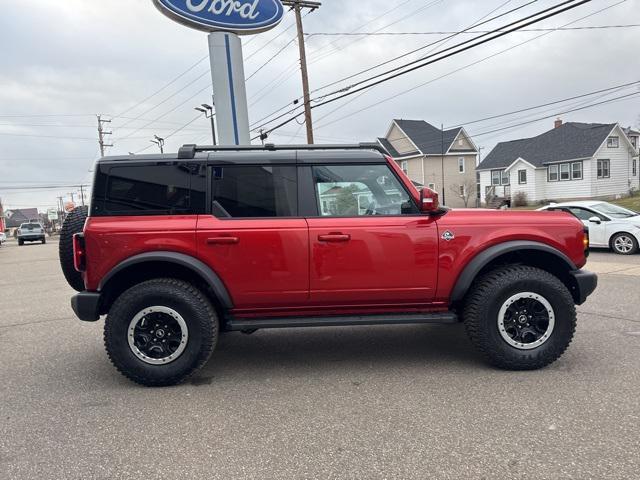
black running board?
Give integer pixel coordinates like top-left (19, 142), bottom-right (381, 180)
top-left (226, 312), bottom-right (458, 331)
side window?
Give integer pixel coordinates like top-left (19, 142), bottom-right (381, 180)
top-left (211, 165), bottom-right (297, 218)
top-left (568, 207), bottom-right (605, 222)
top-left (98, 163), bottom-right (194, 215)
top-left (312, 164), bottom-right (417, 217)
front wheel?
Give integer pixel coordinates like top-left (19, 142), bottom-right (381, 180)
top-left (611, 233), bottom-right (638, 255)
top-left (104, 279), bottom-right (218, 386)
top-left (463, 266), bottom-right (576, 370)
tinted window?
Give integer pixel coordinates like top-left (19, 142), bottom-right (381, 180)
top-left (94, 163), bottom-right (200, 216)
top-left (211, 165), bottom-right (297, 218)
top-left (312, 164), bottom-right (417, 217)
top-left (568, 207), bottom-right (605, 221)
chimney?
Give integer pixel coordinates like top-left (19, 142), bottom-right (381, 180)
top-left (554, 118), bottom-right (563, 129)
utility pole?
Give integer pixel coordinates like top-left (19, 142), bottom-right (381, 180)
top-left (282, 0), bottom-right (321, 145)
top-left (151, 135), bottom-right (165, 154)
top-left (68, 192), bottom-right (76, 205)
top-left (195, 103), bottom-right (217, 145)
top-left (441, 123), bottom-right (446, 206)
top-left (97, 115), bottom-right (113, 157)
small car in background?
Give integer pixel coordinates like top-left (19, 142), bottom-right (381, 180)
top-left (0, 232), bottom-right (6, 245)
top-left (538, 201), bottom-right (640, 255)
top-left (17, 223), bottom-right (46, 246)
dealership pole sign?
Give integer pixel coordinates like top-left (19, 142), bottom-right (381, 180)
top-left (152, 0), bottom-right (286, 145)
top-left (152, 0), bottom-right (285, 34)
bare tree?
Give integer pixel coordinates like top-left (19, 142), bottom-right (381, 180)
top-left (449, 180), bottom-right (477, 208)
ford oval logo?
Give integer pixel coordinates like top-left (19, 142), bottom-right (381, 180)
top-left (152, 0), bottom-right (285, 34)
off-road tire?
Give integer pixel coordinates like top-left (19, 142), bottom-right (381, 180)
top-left (18, 239), bottom-right (24, 246)
top-left (463, 265), bottom-right (576, 370)
top-left (610, 232), bottom-right (638, 255)
top-left (104, 278), bottom-right (218, 387)
top-left (59, 206), bottom-right (88, 291)
top-left (42, 238), bottom-right (46, 245)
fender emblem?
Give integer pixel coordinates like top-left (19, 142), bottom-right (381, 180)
top-left (442, 230), bottom-right (455, 241)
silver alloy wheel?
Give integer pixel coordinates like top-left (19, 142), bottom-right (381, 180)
top-left (497, 292), bottom-right (555, 350)
top-left (128, 306), bottom-right (189, 365)
top-left (613, 235), bottom-right (634, 254)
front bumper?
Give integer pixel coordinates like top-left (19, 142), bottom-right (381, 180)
top-left (71, 292), bottom-right (101, 322)
top-left (570, 269), bottom-right (598, 305)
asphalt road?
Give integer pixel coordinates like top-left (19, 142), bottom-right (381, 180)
top-left (1, 240), bottom-right (639, 480)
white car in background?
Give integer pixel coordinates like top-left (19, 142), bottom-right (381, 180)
top-left (538, 201), bottom-right (640, 255)
top-left (0, 232), bottom-right (5, 244)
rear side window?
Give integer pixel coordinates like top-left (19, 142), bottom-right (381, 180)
top-left (211, 165), bottom-right (297, 218)
top-left (92, 163), bottom-right (204, 216)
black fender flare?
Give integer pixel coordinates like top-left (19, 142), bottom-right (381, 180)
top-left (98, 251), bottom-right (234, 309)
top-left (450, 241), bottom-right (577, 303)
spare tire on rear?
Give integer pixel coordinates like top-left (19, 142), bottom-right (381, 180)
top-left (59, 206), bottom-right (89, 292)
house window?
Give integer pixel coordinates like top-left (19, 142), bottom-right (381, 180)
top-left (491, 170), bottom-right (501, 185)
top-left (548, 164), bottom-right (559, 182)
top-left (400, 161), bottom-right (408, 174)
top-left (458, 157), bottom-right (465, 173)
top-left (501, 171), bottom-right (509, 185)
top-left (597, 159), bottom-right (610, 179)
top-left (571, 162), bottom-right (583, 180)
top-left (631, 137), bottom-right (637, 149)
top-left (607, 136), bottom-right (619, 148)
top-left (518, 170), bottom-right (527, 185)
top-left (459, 185), bottom-right (465, 196)
top-left (560, 163), bottom-right (570, 181)
top-left (634, 159), bottom-right (637, 176)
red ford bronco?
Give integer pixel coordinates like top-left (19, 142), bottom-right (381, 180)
top-left (59, 144), bottom-right (597, 386)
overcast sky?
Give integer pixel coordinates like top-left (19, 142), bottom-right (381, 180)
top-left (0, 0), bottom-right (638, 210)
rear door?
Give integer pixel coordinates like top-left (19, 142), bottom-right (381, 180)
top-left (196, 160), bottom-right (309, 310)
top-left (303, 162), bottom-right (438, 306)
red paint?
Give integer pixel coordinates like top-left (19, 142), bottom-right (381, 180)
top-left (79, 157), bottom-right (588, 316)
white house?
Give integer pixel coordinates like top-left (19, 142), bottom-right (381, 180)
top-left (478, 121), bottom-right (639, 205)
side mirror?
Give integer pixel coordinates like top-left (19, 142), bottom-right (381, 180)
top-left (588, 216), bottom-right (601, 225)
top-left (420, 187), bottom-right (440, 213)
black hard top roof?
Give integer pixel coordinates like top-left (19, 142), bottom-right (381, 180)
top-left (98, 143), bottom-right (389, 165)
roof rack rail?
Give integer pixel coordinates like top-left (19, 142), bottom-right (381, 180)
top-left (177, 142), bottom-right (386, 160)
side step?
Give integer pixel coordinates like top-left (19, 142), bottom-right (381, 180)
top-left (226, 312), bottom-right (458, 331)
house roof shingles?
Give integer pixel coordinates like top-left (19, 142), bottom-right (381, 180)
top-left (478, 122), bottom-right (617, 171)
top-left (394, 119), bottom-right (465, 155)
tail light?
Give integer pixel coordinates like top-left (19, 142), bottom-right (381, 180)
top-left (73, 233), bottom-right (86, 272)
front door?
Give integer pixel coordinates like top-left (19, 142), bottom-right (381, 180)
top-left (305, 164), bottom-right (438, 306)
top-left (197, 164), bottom-right (309, 309)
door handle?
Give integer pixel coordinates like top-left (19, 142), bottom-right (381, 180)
top-left (318, 234), bottom-right (351, 243)
top-left (207, 237), bottom-right (239, 245)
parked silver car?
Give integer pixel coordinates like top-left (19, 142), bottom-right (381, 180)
top-left (17, 223), bottom-right (46, 246)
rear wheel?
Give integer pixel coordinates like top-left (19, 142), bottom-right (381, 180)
top-left (59, 206), bottom-right (88, 291)
top-left (18, 239), bottom-right (24, 246)
top-left (611, 233), bottom-right (638, 255)
top-left (104, 279), bottom-right (218, 387)
top-left (42, 237), bottom-right (46, 244)
top-left (463, 265), bottom-right (576, 370)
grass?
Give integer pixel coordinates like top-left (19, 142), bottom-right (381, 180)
top-left (610, 195), bottom-right (640, 212)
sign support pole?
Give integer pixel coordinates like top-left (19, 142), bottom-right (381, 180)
top-left (208, 32), bottom-right (251, 146)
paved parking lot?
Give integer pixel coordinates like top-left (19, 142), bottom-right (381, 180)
top-left (1, 240), bottom-right (639, 479)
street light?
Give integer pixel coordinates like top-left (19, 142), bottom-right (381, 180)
top-left (151, 135), bottom-right (165, 154)
top-left (195, 103), bottom-right (217, 145)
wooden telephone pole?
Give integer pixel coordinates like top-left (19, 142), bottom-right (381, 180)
top-left (282, 0), bottom-right (321, 144)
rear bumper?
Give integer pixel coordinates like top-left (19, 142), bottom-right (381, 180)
top-left (570, 269), bottom-right (598, 305)
top-left (19, 235), bottom-right (45, 241)
top-left (71, 292), bottom-right (101, 322)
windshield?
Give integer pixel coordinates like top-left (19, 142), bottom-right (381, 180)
top-left (592, 203), bottom-right (638, 219)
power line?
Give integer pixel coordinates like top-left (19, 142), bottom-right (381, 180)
top-left (250, 0), bottom-right (533, 132)
top-left (305, 24), bottom-right (640, 36)
top-left (255, 0), bottom-right (594, 139)
top-left (313, 0), bottom-right (627, 132)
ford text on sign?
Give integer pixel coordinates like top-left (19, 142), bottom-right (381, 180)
top-left (152, 0), bottom-right (285, 34)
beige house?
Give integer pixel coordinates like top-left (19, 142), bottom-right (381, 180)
top-left (378, 119), bottom-right (479, 208)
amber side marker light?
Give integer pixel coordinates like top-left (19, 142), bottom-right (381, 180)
top-left (583, 228), bottom-right (590, 257)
